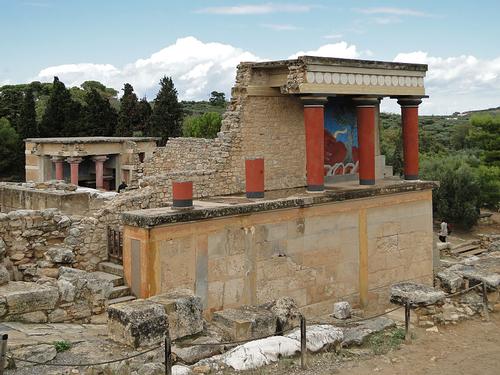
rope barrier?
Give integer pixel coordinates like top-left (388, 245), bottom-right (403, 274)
top-left (6, 343), bottom-right (162, 367)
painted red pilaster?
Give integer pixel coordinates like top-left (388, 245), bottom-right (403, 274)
top-left (398, 98), bottom-right (422, 180)
top-left (172, 181), bottom-right (193, 209)
top-left (355, 99), bottom-right (377, 185)
top-left (67, 157), bottom-right (82, 186)
top-left (303, 101), bottom-right (326, 192)
top-left (92, 155), bottom-right (108, 190)
top-left (51, 156), bottom-right (64, 181)
top-left (245, 158), bottom-right (264, 198)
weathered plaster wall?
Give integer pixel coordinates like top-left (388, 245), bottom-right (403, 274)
top-left (123, 190), bottom-right (433, 317)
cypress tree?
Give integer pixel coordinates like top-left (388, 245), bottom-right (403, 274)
top-left (115, 83), bottom-right (139, 136)
top-left (148, 76), bottom-right (183, 143)
top-left (18, 87), bottom-right (38, 139)
top-left (81, 88), bottom-right (117, 136)
top-left (39, 77), bottom-right (81, 137)
top-left (135, 97), bottom-right (152, 136)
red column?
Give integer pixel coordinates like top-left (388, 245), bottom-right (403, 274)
top-left (303, 99), bottom-right (326, 192)
top-left (355, 98), bottom-right (378, 185)
top-left (51, 156), bottom-right (64, 181)
top-left (92, 155), bottom-right (108, 190)
top-left (172, 181), bottom-right (193, 209)
top-left (66, 157), bottom-right (82, 186)
top-left (398, 98), bottom-right (422, 180)
top-left (245, 158), bottom-right (264, 198)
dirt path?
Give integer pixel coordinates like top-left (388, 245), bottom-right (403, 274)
top-left (335, 314), bottom-right (500, 375)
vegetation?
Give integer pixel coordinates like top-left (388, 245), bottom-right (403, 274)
top-left (367, 327), bottom-right (406, 355)
top-left (381, 111), bottom-right (500, 228)
top-left (53, 340), bottom-right (72, 353)
top-left (183, 112), bottom-right (222, 138)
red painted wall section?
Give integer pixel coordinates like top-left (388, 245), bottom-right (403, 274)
top-left (356, 106), bottom-right (375, 185)
top-left (304, 106), bottom-right (325, 190)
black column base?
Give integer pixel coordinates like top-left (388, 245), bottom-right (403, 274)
top-left (359, 179), bottom-right (375, 185)
top-left (404, 174), bottom-right (419, 180)
top-left (307, 184), bottom-right (324, 192)
top-left (246, 191), bottom-right (264, 199)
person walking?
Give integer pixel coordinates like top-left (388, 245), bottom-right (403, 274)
top-left (438, 220), bottom-right (449, 242)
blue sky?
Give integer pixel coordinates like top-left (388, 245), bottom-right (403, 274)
top-left (1, 0), bottom-right (500, 114)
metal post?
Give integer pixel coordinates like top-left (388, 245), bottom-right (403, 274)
top-left (0, 333), bottom-right (8, 375)
top-left (404, 302), bottom-right (411, 342)
top-left (164, 333), bottom-right (172, 375)
top-left (300, 315), bottom-right (307, 370)
top-left (482, 282), bottom-right (489, 321)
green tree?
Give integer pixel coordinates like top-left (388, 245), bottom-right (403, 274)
top-left (115, 83), bottom-right (139, 136)
top-left (477, 165), bottom-right (500, 210)
top-left (183, 112), bottom-right (222, 138)
top-left (0, 87), bottom-right (23, 130)
top-left (0, 118), bottom-right (20, 178)
top-left (467, 114), bottom-right (500, 166)
top-left (420, 154), bottom-right (481, 229)
top-left (18, 87), bottom-right (38, 139)
top-left (148, 76), bottom-right (183, 143)
top-left (81, 88), bottom-right (117, 136)
top-left (209, 91), bottom-right (226, 107)
top-left (134, 97), bottom-right (152, 136)
top-left (39, 77), bottom-right (81, 137)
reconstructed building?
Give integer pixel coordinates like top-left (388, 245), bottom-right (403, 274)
top-left (118, 56), bottom-right (436, 316)
top-left (24, 137), bottom-right (159, 190)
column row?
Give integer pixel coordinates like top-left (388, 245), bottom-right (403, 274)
top-left (302, 97), bottom-right (422, 191)
top-left (50, 155), bottom-right (108, 188)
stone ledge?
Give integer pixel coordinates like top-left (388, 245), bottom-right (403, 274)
top-left (122, 180), bottom-right (438, 228)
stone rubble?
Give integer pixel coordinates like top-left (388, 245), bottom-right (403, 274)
top-left (333, 301), bottom-right (352, 320)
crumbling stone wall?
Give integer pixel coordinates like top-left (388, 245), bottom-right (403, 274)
top-left (142, 62), bottom-right (307, 196)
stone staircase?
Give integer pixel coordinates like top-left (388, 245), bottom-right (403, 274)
top-left (93, 262), bottom-right (136, 305)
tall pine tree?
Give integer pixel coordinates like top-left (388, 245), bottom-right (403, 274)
top-left (39, 77), bottom-right (81, 137)
top-left (18, 87), bottom-right (38, 139)
top-left (135, 97), bottom-right (152, 136)
top-left (115, 83), bottom-right (139, 136)
top-left (148, 76), bottom-right (183, 143)
top-left (81, 88), bottom-right (117, 136)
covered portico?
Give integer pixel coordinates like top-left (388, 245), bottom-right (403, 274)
top-left (246, 56), bottom-right (428, 192)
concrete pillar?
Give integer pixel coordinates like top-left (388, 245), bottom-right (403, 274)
top-left (354, 98), bottom-right (379, 185)
top-left (302, 97), bottom-right (327, 192)
top-left (245, 158), bottom-right (265, 198)
top-left (172, 181), bottom-right (193, 209)
top-left (398, 98), bottom-right (422, 180)
top-left (66, 157), bottom-right (82, 186)
top-left (51, 156), bottom-right (64, 181)
top-left (92, 155), bottom-right (108, 190)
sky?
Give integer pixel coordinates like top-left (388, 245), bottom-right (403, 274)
top-left (1, 0), bottom-right (499, 115)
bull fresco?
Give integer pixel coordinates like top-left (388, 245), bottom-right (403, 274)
top-left (324, 100), bottom-right (359, 176)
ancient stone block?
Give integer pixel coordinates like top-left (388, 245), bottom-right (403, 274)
top-left (148, 289), bottom-right (204, 340)
top-left (260, 297), bottom-right (301, 331)
top-left (11, 344), bottom-right (57, 368)
top-left (333, 301), bottom-right (352, 320)
top-left (436, 269), bottom-right (463, 293)
top-left (0, 264), bottom-right (10, 285)
top-left (107, 300), bottom-right (167, 348)
top-left (390, 282), bottom-right (446, 307)
top-left (212, 305), bottom-right (277, 341)
top-left (47, 246), bottom-right (75, 264)
top-left (0, 281), bottom-right (59, 315)
top-left (342, 317), bottom-right (395, 346)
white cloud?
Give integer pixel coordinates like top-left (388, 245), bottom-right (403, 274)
top-left (35, 36), bottom-right (260, 101)
top-left (261, 23), bottom-right (300, 31)
top-left (289, 41), bottom-right (359, 59)
top-left (382, 51), bottom-right (500, 114)
top-left (196, 3), bottom-right (313, 15)
top-left (355, 7), bottom-right (428, 17)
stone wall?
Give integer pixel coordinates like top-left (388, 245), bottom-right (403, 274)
top-left (142, 63), bottom-right (307, 198)
top-left (123, 189), bottom-right (434, 317)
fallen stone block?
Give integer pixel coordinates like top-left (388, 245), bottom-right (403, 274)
top-left (390, 282), bottom-right (446, 307)
top-left (286, 324), bottom-right (343, 352)
top-left (220, 336), bottom-right (300, 371)
top-left (0, 281), bottom-right (59, 315)
top-left (173, 336), bottom-right (224, 365)
top-left (10, 343), bottom-right (57, 367)
top-left (107, 299), bottom-right (167, 348)
top-left (46, 246), bottom-right (75, 264)
top-left (260, 297), bottom-right (301, 332)
top-left (436, 269), bottom-right (464, 293)
top-left (333, 301), bottom-right (352, 319)
top-left (449, 264), bottom-right (500, 288)
top-left (436, 242), bottom-right (451, 251)
top-left (342, 317), bottom-right (395, 347)
top-left (148, 289), bottom-right (203, 340)
top-left (212, 305), bottom-right (277, 341)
